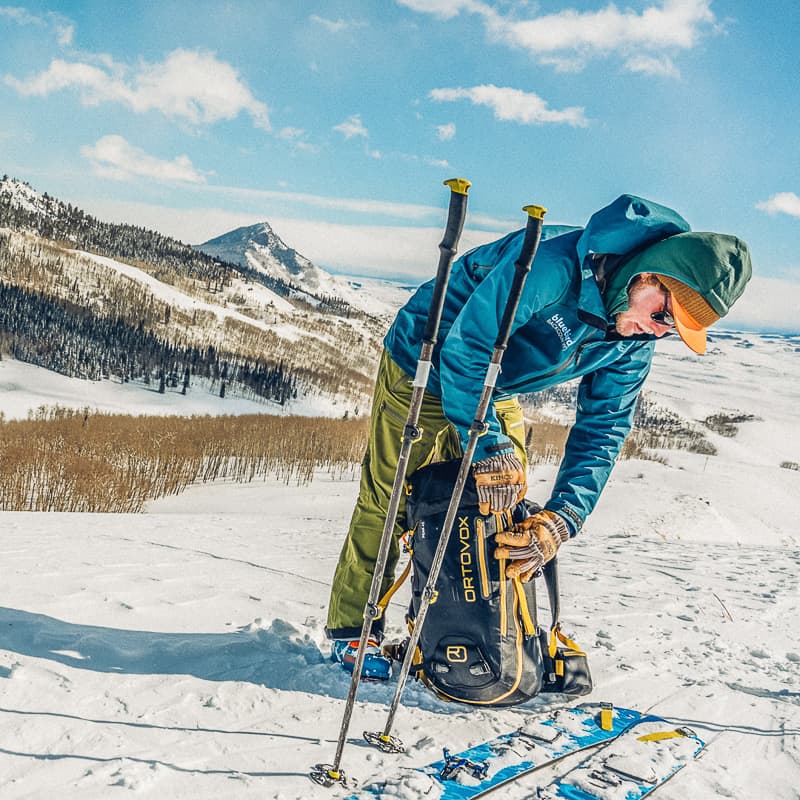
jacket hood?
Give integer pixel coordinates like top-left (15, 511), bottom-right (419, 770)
top-left (576, 194), bottom-right (690, 267)
top-left (603, 231), bottom-right (752, 319)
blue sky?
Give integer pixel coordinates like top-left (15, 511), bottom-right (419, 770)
top-left (1, 0), bottom-right (798, 331)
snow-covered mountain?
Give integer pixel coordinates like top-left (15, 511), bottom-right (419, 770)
top-left (0, 175), bottom-right (52, 216)
top-left (196, 220), bottom-right (412, 318)
top-left (197, 222), bottom-right (325, 293)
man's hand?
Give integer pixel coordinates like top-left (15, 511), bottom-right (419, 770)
top-left (472, 453), bottom-right (527, 515)
top-left (494, 510), bottom-right (571, 582)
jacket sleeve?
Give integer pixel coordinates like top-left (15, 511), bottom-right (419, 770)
top-left (439, 234), bottom-right (567, 462)
top-left (544, 339), bottom-right (654, 534)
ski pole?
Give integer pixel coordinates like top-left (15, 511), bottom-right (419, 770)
top-left (365, 203), bottom-right (547, 754)
top-left (311, 177), bottom-right (471, 788)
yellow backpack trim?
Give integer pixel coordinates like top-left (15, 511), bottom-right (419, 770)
top-left (512, 577), bottom-right (537, 637)
top-left (498, 557), bottom-right (508, 637)
top-left (548, 625), bottom-right (587, 659)
top-left (376, 533), bottom-right (413, 617)
top-left (475, 518), bottom-right (491, 599)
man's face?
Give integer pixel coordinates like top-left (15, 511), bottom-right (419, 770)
top-left (615, 274), bottom-right (673, 338)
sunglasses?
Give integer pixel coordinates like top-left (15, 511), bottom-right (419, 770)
top-left (650, 290), bottom-right (675, 327)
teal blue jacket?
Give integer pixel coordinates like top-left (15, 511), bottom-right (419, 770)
top-left (384, 195), bottom-right (691, 533)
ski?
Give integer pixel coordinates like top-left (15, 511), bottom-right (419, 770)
top-left (536, 715), bottom-right (705, 799)
top-left (347, 704), bottom-right (643, 800)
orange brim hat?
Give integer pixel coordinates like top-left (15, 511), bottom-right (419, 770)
top-left (671, 296), bottom-right (708, 355)
top-left (657, 274), bottom-right (721, 356)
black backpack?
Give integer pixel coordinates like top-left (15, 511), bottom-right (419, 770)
top-left (387, 458), bottom-right (591, 707)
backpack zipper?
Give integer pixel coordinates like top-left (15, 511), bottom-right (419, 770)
top-left (475, 518), bottom-right (491, 600)
top-left (498, 557), bottom-right (508, 637)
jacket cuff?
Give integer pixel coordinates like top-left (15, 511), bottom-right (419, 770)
top-left (471, 433), bottom-right (514, 463)
top-left (544, 503), bottom-right (583, 537)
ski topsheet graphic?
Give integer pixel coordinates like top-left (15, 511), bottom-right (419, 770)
top-left (347, 704), bottom-right (644, 800)
top-left (537, 717), bottom-right (705, 799)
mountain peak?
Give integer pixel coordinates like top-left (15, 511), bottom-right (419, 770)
top-left (0, 175), bottom-right (50, 216)
top-left (198, 221), bottom-right (323, 290)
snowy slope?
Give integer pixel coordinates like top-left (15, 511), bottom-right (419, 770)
top-left (0, 176), bottom-right (50, 215)
top-left (76, 249), bottom-right (297, 324)
top-left (0, 332), bottom-right (798, 799)
top-left (0, 357), bottom-right (350, 420)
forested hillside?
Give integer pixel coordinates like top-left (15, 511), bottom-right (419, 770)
top-left (0, 179), bottom-right (387, 410)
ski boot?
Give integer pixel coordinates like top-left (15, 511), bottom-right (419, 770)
top-left (331, 638), bottom-right (392, 681)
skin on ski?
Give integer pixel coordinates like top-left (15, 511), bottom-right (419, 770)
top-left (348, 705), bottom-right (643, 800)
top-left (536, 716), bottom-right (706, 800)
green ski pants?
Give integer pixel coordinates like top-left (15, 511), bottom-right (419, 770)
top-left (325, 349), bottom-right (528, 640)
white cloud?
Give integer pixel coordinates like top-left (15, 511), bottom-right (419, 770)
top-left (756, 192), bottom-right (800, 218)
top-left (0, 5), bottom-right (74, 45)
top-left (624, 54), bottom-right (680, 78)
top-left (211, 183), bottom-right (441, 220)
top-left (5, 49), bottom-right (270, 130)
top-left (430, 84), bottom-right (588, 127)
top-left (722, 275), bottom-right (800, 334)
top-left (399, 0), bottom-right (716, 75)
top-left (272, 219), bottom-right (485, 277)
top-left (333, 114), bottom-right (369, 139)
top-left (294, 141), bottom-right (320, 154)
top-left (0, 6), bottom-right (40, 24)
top-left (395, 0), bottom-right (486, 20)
top-left (425, 157), bottom-right (451, 168)
top-left (486, 1), bottom-right (715, 54)
top-left (276, 127), bottom-right (318, 153)
top-left (54, 22), bottom-right (74, 46)
top-left (277, 127), bottom-right (305, 141)
top-left (309, 14), bottom-right (367, 32)
top-left (80, 135), bottom-right (208, 184)
top-left (436, 122), bottom-right (456, 141)
top-left (537, 55), bottom-right (587, 74)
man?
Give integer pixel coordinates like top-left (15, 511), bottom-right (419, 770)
top-left (326, 194), bottom-right (752, 679)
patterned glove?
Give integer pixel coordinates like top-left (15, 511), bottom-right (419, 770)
top-left (494, 510), bottom-right (571, 582)
top-left (472, 452), bottom-right (527, 515)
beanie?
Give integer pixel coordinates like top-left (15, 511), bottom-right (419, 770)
top-left (657, 275), bottom-right (720, 354)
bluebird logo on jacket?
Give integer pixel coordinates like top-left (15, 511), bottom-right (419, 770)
top-left (546, 313), bottom-right (574, 349)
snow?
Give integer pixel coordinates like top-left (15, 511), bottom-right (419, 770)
top-left (321, 274), bottom-right (414, 319)
top-left (75, 250), bottom-right (300, 331)
top-left (0, 358), bottom-right (359, 420)
top-left (1, 331), bottom-right (799, 799)
top-left (0, 177), bottom-right (48, 215)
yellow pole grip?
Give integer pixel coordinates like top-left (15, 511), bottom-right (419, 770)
top-left (444, 178), bottom-right (472, 195)
top-left (523, 204), bottom-right (547, 220)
